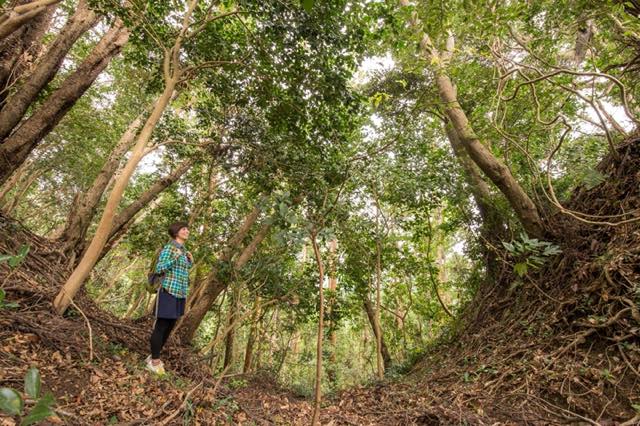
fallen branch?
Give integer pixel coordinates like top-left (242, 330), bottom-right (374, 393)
top-left (159, 382), bottom-right (203, 426)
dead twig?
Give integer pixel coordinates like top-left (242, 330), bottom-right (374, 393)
top-left (158, 382), bottom-right (203, 426)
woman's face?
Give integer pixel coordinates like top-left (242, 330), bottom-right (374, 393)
top-left (177, 227), bottom-right (190, 240)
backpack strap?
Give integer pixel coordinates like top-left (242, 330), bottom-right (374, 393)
top-left (148, 244), bottom-right (166, 275)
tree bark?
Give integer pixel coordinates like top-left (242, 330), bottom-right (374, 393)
top-left (363, 298), bottom-right (392, 370)
top-left (374, 240), bottom-right (384, 379)
top-left (0, 0), bottom-right (98, 140)
top-left (243, 296), bottom-right (261, 373)
top-left (445, 122), bottom-right (505, 277)
top-left (179, 216), bottom-right (272, 343)
top-left (0, 19), bottom-right (129, 185)
top-left (57, 112), bottom-right (145, 254)
top-left (223, 284), bottom-right (240, 369)
top-left (0, 0), bottom-right (56, 106)
top-left (327, 238), bottom-right (338, 385)
top-left (0, 0), bottom-right (61, 40)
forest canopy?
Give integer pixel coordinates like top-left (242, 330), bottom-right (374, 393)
top-left (1, 0), bottom-right (639, 424)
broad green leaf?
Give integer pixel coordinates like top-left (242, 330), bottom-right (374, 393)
top-left (0, 387), bottom-right (23, 415)
top-left (0, 254), bottom-right (12, 263)
top-left (302, 0), bottom-right (314, 13)
top-left (24, 368), bottom-right (41, 399)
top-left (514, 262), bottom-right (528, 277)
top-left (20, 393), bottom-right (55, 426)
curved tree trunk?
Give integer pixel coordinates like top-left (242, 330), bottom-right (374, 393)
top-left (363, 298), bottom-right (392, 369)
top-left (397, 1), bottom-right (544, 237)
top-left (435, 73), bottom-right (544, 238)
top-left (0, 19), bottom-right (129, 185)
top-left (0, 0), bottom-right (98, 140)
top-left (445, 122), bottom-right (506, 278)
top-left (0, 0), bottom-right (56, 106)
top-left (53, 75), bottom-right (178, 315)
top-left (310, 231), bottom-right (325, 426)
top-left (57, 112), bottom-right (145, 254)
top-left (80, 156), bottom-right (197, 266)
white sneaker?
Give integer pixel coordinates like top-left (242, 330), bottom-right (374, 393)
top-left (145, 357), bottom-right (166, 376)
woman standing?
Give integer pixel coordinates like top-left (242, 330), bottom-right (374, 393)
top-left (146, 221), bottom-right (193, 375)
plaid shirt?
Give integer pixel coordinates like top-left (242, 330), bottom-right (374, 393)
top-left (155, 241), bottom-right (192, 298)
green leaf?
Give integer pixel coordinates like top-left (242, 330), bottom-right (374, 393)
top-left (0, 254), bottom-right (12, 263)
top-left (0, 288), bottom-right (4, 305)
top-left (514, 262), bottom-right (528, 277)
top-left (24, 368), bottom-right (41, 399)
top-left (0, 387), bottom-right (23, 415)
top-left (301, 0), bottom-right (313, 13)
top-left (20, 393), bottom-right (55, 426)
top-left (18, 245), bottom-right (30, 259)
top-left (502, 242), bottom-right (514, 252)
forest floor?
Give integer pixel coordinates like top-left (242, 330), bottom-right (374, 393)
top-left (1, 138), bottom-right (639, 425)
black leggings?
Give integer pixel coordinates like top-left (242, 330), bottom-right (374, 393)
top-left (150, 318), bottom-right (177, 359)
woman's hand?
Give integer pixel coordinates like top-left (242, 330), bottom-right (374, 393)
top-left (186, 251), bottom-right (194, 263)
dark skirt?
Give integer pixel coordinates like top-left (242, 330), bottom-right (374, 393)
top-left (155, 288), bottom-right (186, 319)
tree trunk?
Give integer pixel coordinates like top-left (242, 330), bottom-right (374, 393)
top-left (0, 0), bottom-right (98, 140)
top-left (53, 73), bottom-right (178, 315)
top-left (374, 240), bottom-right (384, 379)
top-left (177, 203), bottom-right (265, 342)
top-left (0, 158), bottom-right (33, 205)
top-left (0, 19), bottom-right (129, 185)
top-left (223, 284), bottom-right (240, 370)
top-left (434, 73), bottom-right (544, 237)
top-left (397, 2), bottom-right (544, 237)
top-left (91, 157), bottom-right (196, 264)
top-left (327, 238), bottom-right (338, 385)
top-left (57, 112), bottom-right (145, 254)
top-left (2, 167), bottom-right (42, 215)
top-left (94, 258), bottom-right (137, 303)
top-left (124, 287), bottom-right (145, 319)
top-left (310, 231), bottom-right (325, 426)
top-left (445, 123), bottom-right (505, 277)
top-left (243, 296), bottom-right (261, 374)
top-left (179, 217), bottom-right (272, 343)
top-left (0, 0), bottom-right (62, 40)
top-left (0, 0), bottom-right (56, 106)
top-left (363, 298), bottom-right (392, 370)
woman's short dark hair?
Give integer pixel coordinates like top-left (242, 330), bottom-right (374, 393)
top-left (168, 221), bottom-right (189, 238)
